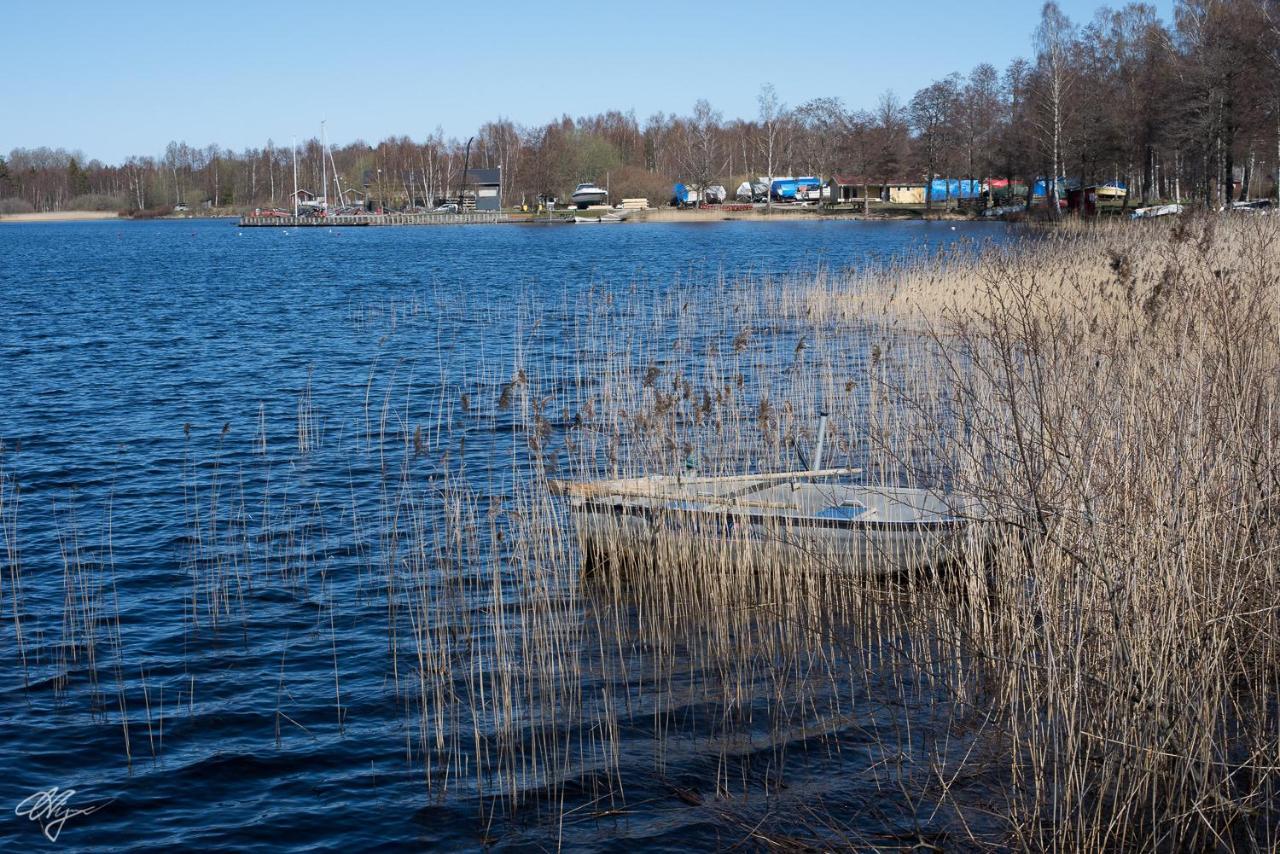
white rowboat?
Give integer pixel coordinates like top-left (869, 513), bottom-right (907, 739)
top-left (552, 468), bottom-right (982, 574)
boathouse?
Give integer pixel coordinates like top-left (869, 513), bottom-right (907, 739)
top-left (827, 176), bottom-right (928, 204)
top-left (828, 175), bottom-right (879, 203)
top-left (461, 167), bottom-right (502, 211)
top-left (342, 187), bottom-right (368, 209)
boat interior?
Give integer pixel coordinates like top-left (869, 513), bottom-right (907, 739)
top-left (568, 472), bottom-right (958, 524)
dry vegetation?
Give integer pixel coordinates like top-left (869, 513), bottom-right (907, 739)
top-left (863, 214), bottom-right (1280, 850)
top-left (479, 213), bottom-right (1280, 849)
top-left (4, 215), bottom-right (1279, 850)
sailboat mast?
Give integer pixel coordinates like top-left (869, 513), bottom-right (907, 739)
top-left (328, 141), bottom-right (343, 210)
top-left (292, 136), bottom-right (299, 216)
top-left (321, 120), bottom-right (328, 213)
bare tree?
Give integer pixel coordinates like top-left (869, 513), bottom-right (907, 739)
top-left (910, 75), bottom-right (961, 212)
top-left (961, 64), bottom-right (1002, 183)
top-left (868, 91), bottom-right (910, 197)
top-left (793, 96), bottom-right (848, 183)
top-left (757, 85), bottom-right (788, 212)
top-left (681, 99), bottom-right (725, 197)
top-left (1034, 1), bottom-right (1078, 217)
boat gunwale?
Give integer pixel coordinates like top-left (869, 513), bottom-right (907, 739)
top-left (576, 497), bottom-right (973, 532)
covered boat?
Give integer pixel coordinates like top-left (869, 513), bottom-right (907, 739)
top-left (770, 177), bottom-right (823, 202)
top-left (770, 178), bottom-right (800, 201)
top-left (551, 467), bottom-right (982, 574)
top-left (672, 183), bottom-right (701, 207)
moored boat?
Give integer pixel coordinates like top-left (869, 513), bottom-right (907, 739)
top-left (551, 467), bottom-right (983, 574)
top-left (571, 213), bottom-right (624, 223)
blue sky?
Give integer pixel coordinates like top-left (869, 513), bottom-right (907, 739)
top-left (5, 0), bottom-right (1177, 164)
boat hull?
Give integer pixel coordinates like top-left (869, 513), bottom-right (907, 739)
top-left (571, 189), bottom-right (609, 207)
top-left (569, 497), bottom-right (970, 575)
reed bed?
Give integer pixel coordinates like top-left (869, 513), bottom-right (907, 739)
top-left (434, 213), bottom-right (1280, 849)
top-left (4, 215), bottom-right (1278, 850)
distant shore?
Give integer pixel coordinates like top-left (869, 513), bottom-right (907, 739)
top-left (0, 210), bottom-right (121, 223)
top-left (633, 207), bottom-right (972, 223)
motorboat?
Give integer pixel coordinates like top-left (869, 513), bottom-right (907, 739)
top-left (571, 182), bottom-right (609, 208)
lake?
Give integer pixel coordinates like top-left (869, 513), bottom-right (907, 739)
top-left (0, 218), bottom-right (1019, 851)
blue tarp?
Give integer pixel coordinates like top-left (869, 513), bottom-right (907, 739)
top-left (673, 183), bottom-right (697, 204)
top-left (771, 179), bottom-right (799, 200)
top-left (1031, 177), bottom-right (1069, 198)
top-left (771, 177), bottom-right (822, 201)
top-left (1030, 178), bottom-right (1125, 197)
top-left (927, 179), bottom-right (983, 201)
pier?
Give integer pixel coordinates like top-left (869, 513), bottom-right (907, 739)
top-left (238, 211), bottom-right (511, 227)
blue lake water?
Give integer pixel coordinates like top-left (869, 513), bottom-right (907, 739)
top-left (0, 218), bottom-right (1018, 851)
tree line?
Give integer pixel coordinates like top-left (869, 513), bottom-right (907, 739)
top-left (2, 0), bottom-right (1277, 215)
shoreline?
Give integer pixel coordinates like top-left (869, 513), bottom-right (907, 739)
top-left (0, 210), bottom-right (121, 223)
top-left (630, 207), bottom-right (972, 223)
top-left (0, 206), bottom-right (1093, 227)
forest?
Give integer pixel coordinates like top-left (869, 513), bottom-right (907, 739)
top-left (2, 0), bottom-right (1277, 214)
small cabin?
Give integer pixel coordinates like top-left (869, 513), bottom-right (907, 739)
top-left (1067, 186), bottom-right (1102, 216)
top-left (461, 167), bottom-right (502, 211)
top-left (828, 176), bottom-right (882, 203)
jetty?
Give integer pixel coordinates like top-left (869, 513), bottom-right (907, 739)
top-left (238, 211), bottom-right (510, 227)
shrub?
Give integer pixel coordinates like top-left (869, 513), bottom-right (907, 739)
top-left (0, 197), bottom-right (34, 214)
top-left (121, 204), bottom-right (175, 219)
top-left (67, 194), bottom-right (127, 211)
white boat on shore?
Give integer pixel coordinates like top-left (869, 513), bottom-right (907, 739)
top-left (1130, 203), bottom-right (1183, 220)
top-left (571, 182), bottom-right (609, 207)
top-left (551, 467), bottom-right (981, 574)
top-left (572, 213), bottom-right (623, 223)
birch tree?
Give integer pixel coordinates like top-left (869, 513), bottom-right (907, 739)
top-left (1034, 1), bottom-right (1077, 217)
top-left (758, 84), bottom-right (787, 212)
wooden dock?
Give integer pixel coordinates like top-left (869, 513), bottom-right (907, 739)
top-left (237, 212), bottom-right (511, 227)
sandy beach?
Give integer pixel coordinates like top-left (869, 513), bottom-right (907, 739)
top-left (0, 210), bottom-right (121, 223)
